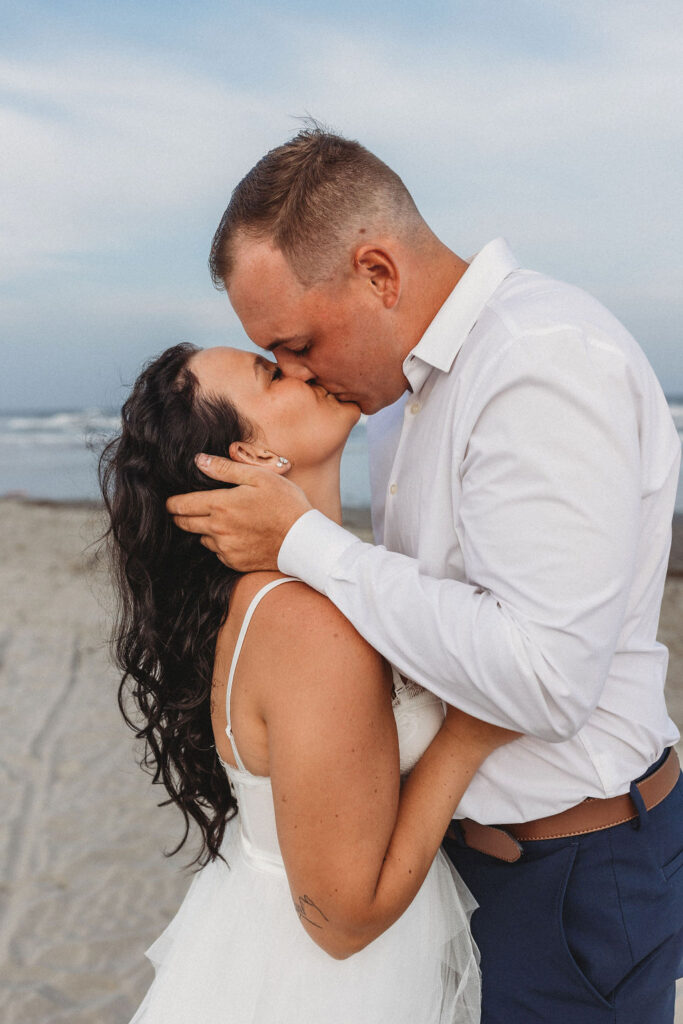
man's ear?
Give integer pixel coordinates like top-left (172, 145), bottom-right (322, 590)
top-left (353, 245), bottom-right (400, 308)
top-left (228, 441), bottom-right (291, 474)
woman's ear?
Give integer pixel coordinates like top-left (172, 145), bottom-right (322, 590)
top-left (228, 441), bottom-right (291, 474)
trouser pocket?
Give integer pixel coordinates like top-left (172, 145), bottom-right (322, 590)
top-left (449, 839), bottom-right (618, 1021)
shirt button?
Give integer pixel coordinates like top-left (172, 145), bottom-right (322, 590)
top-left (410, 401), bottom-right (421, 415)
top-left (389, 483), bottom-right (398, 495)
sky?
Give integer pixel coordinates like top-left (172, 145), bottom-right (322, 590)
top-left (1, 0), bottom-right (682, 411)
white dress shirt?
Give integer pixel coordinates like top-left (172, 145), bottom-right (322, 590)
top-left (279, 238), bottom-right (681, 823)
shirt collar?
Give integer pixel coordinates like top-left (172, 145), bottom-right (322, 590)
top-left (403, 238), bottom-right (520, 393)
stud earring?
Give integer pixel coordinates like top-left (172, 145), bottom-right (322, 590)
top-left (276, 456), bottom-right (289, 467)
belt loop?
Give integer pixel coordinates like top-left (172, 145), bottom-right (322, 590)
top-left (629, 778), bottom-right (649, 831)
top-left (445, 820), bottom-right (467, 848)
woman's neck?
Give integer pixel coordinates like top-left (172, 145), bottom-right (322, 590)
top-left (289, 459), bottom-right (343, 525)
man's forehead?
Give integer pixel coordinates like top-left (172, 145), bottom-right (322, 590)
top-left (228, 239), bottom-right (308, 326)
top-left (229, 237), bottom-right (301, 295)
top-left (231, 297), bottom-right (309, 351)
top-left (231, 232), bottom-right (284, 269)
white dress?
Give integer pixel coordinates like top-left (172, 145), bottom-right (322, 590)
top-left (129, 578), bottom-right (481, 1023)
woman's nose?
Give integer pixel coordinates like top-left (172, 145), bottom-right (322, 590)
top-left (275, 350), bottom-right (314, 382)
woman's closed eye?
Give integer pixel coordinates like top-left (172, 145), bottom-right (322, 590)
top-left (270, 365), bottom-right (283, 381)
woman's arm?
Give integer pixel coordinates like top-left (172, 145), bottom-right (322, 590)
top-left (246, 581), bottom-right (517, 960)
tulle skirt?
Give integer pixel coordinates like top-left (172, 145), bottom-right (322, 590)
top-left (129, 817), bottom-right (481, 1023)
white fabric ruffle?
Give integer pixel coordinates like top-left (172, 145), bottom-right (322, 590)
top-left (129, 815), bottom-right (481, 1024)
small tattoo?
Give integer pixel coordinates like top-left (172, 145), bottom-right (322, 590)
top-left (293, 894), bottom-right (329, 929)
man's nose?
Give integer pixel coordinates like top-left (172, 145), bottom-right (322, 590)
top-left (275, 349), bottom-right (314, 382)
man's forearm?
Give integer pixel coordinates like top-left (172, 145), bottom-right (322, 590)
top-left (279, 512), bottom-right (623, 742)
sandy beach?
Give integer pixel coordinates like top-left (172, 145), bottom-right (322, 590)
top-left (1, 497), bottom-right (681, 1023)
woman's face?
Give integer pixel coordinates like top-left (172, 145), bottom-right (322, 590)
top-left (188, 346), bottom-right (361, 469)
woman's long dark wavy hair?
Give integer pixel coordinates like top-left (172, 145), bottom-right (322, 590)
top-left (99, 342), bottom-right (255, 866)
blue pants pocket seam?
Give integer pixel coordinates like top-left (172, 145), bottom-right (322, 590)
top-left (662, 846), bottom-right (683, 882)
top-left (608, 829), bottom-right (636, 967)
top-left (555, 842), bottom-right (615, 1011)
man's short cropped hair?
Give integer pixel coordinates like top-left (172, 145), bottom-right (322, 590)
top-left (208, 125), bottom-right (423, 288)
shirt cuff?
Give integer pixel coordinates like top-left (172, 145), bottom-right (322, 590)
top-left (277, 509), bottom-right (362, 594)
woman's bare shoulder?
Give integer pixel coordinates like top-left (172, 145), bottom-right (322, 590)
top-left (232, 572), bottom-right (390, 705)
top-left (230, 572), bottom-right (361, 639)
top-left (228, 570), bottom-right (292, 610)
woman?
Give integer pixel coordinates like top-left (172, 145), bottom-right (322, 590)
top-left (101, 342), bottom-right (517, 1023)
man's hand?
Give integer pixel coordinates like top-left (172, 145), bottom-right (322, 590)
top-left (166, 454), bottom-right (312, 571)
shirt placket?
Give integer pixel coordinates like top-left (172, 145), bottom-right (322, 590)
top-left (382, 394), bottom-right (424, 555)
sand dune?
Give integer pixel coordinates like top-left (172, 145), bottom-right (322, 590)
top-left (0, 498), bottom-right (681, 1022)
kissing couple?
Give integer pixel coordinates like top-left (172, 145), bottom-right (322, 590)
top-left (102, 126), bottom-right (683, 1023)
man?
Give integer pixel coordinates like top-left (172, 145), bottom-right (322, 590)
top-left (169, 128), bottom-right (683, 1021)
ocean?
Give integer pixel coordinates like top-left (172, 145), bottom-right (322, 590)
top-left (0, 409), bottom-right (372, 508)
top-left (1, 402), bottom-right (682, 512)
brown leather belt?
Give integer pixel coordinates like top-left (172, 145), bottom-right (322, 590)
top-left (447, 748), bottom-right (680, 863)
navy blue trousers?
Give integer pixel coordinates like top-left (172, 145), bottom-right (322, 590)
top-left (443, 755), bottom-right (683, 1023)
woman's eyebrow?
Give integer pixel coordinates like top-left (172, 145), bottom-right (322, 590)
top-left (253, 355), bottom-right (275, 377)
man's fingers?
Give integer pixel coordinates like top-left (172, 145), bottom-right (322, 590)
top-left (165, 459), bottom-right (266, 516)
top-left (172, 514), bottom-right (213, 535)
top-left (195, 453), bottom-right (265, 486)
top-left (200, 535), bottom-right (233, 568)
top-left (167, 490), bottom-right (220, 516)
top-left (163, 452), bottom-right (309, 573)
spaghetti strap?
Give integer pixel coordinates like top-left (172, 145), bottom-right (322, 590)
top-left (225, 577), bottom-right (298, 771)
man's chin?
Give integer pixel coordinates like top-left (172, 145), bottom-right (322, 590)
top-left (333, 397), bottom-right (363, 423)
top-left (331, 391), bottom-right (390, 416)
top-left (357, 396), bottom-right (390, 416)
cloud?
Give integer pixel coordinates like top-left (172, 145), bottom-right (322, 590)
top-left (0, 53), bottom-right (291, 280)
top-left (0, 0), bottom-right (681, 407)
top-left (274, 7), bottom-right (682, 336)
top-left (2, 9), bottom-right (680, 273)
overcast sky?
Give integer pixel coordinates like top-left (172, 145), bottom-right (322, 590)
top-left (2, 0), bottom-right (682, 411)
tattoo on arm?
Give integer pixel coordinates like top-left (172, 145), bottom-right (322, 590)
top-left (293, 894), bottom-right (329, 929)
